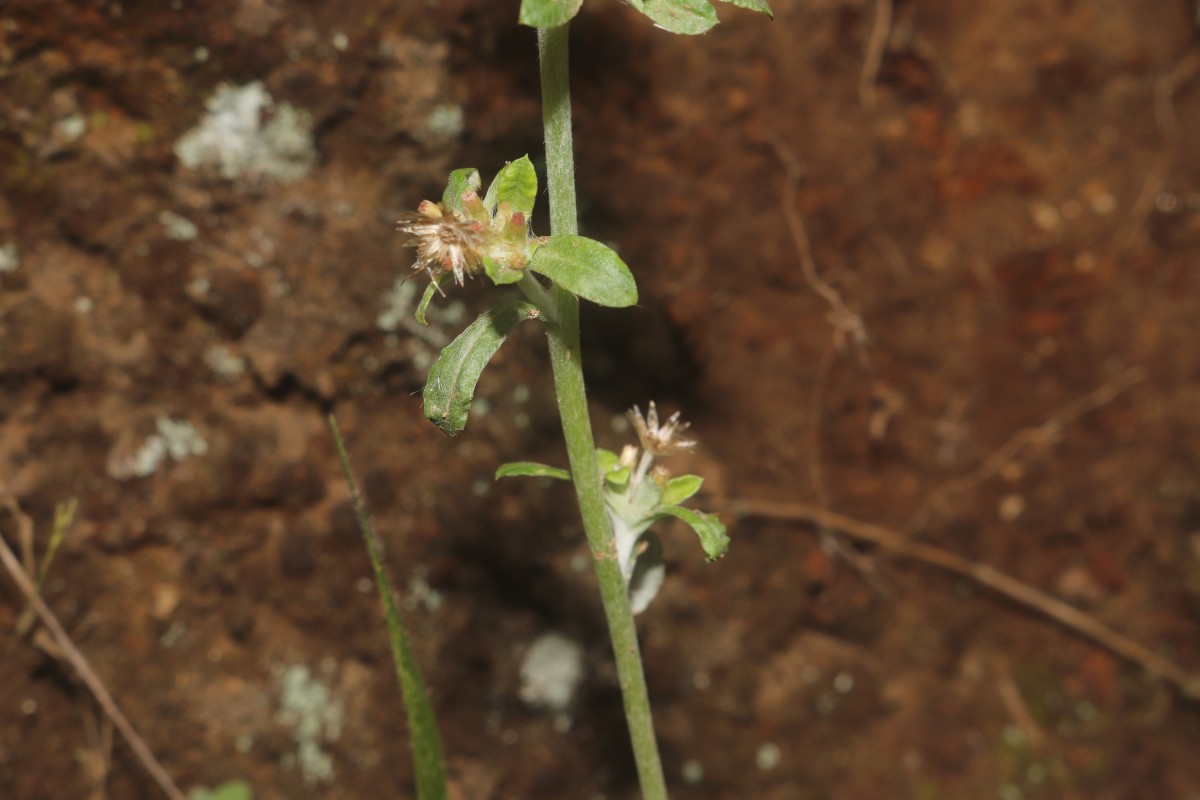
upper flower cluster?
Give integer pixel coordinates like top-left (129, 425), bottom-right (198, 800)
top-left (397, 190), bottom-right (532, 291)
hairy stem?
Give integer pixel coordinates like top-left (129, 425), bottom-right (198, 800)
top-left (537, 24), bottom-right (669, 800)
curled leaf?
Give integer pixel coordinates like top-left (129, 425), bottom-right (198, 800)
top-left (484, 155), bottom-right (537, 216)
top-left (442, 168), bottom-right (481, 215)
top-left (626, 532), bottom-right (665, 614)
top-left (415, 275), bottom-right (453, 325)
top-left (649, 505), bottom-right (729, 561)
top-left (424, 301), bottom-right (540, 435)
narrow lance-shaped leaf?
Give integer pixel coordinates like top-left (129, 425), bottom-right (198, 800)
top-left (415, 275), bottom-right (453, 326)
top-left (424, 301), bottom-right (540, 435)
top-left (441, 168), bottom-right (481, 215)
top-left (649, 505), bottom-right (730, 561)
top-left (328, 415), bottom-right (448, 800)
top-left (496, 462), bottom-right (572, 481)
top-left (483, 155), bottom-right (538, 216)
top-left (518, 0), bottom-right (585, 29)
top-left (529, 235), bottom-right (638, 308)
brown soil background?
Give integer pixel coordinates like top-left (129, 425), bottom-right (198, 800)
top-left (3, 1), bottom-right (1200, 798)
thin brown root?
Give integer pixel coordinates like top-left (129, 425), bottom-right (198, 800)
top-left (870, 230), bottom-right (910, 280)
top-left (769, 137), bottom-right (871, 365)
top-left (859, 0), bottom-right (893, 108)
top-left (778, 143), bottom-right (889, 596)
top-left (995, 665), bottom-right (1048, 750)
top-left (808, 338), bottom-right (838, 509)
top-left (79, 699), bottom-right (115, 800)
top-left (0, 520), bottom-right (187, 800)
top-left (1115, 45), bottom-right (1200, 251)
top-left (728, 496), bottom-right (1199, 695)
top-left (1, 492), bottom-right (35, 575)
top-left (906, 366), bottom-right (1147, 534)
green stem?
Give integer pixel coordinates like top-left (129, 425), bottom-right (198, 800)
top-left (537, 24), bottom-right (669, 800)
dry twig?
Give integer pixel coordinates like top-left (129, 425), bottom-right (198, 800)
top-left (725, 358), bottom-right (1190, 695)
top-left (728, 496), bottom-right (1200, 696)
top-left (0, 495), bottom-right (187, 800)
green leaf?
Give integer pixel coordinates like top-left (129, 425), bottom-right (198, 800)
top-left (651, 506), bottom-right (729, 561)
top-left (529, 236), bottom-right (637, 308)
top-left (661, 474), bottom-right (703, 505)
top-left (628, 0), bottom-right (719, 35)
top-left (718, 0), bottom-right (772, 17)
top-left (415, 275), bottom-right (452, 325)
top-left (605, 466), bottom-right (632, 488)
top-left (484, 156), bottom-right (538, 216)
top-left (519, 0), bottom-right (585, 29)
top-left (596, 448), bottom-right (621, 473)
top-left (483, 256), bottom-right (525, 286)
top-left (596, 448), bottom-right (631, 486)
top-left (441, 168), bottom-right (481, 215)
top-left (496, 461), bottom-right (572, 481)
top-left (424, 301), bottom-right (541, 435)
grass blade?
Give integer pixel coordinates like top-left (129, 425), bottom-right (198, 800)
top-left (328, 415), bottom-right (448, 800)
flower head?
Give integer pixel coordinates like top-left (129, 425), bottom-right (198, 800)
top-left (626, 401), bottom-right (695, 457)
top-left (397, 200), bottom-right (485, 287)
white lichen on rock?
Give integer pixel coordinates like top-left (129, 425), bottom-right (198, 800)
top-left (0, 242), bottom-right (18, 273)
top-left (158, 210), bottom-right (199, 241)
top-left (519, 632), bottom-right (585, 715)
top-left (174, 81), bottom-right (316, 187)
top-left (155, 416), bottom-right (209, 461)
top-left (108, 416), bottom-right (209, 480)
top-left (421, 103), bottom-right (464, 143)
top-left (277, 664), bottom-right (344, 785)
top-left (203, 344), bottom-right (247, 381)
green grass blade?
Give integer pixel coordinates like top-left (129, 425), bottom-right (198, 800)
top-left (37, 497), bottom-right (77, 587)
top-left (328, 415), bottom-right (448, 800)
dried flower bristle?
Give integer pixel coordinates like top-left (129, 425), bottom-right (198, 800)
top-left (397, 203), bottom-right (485, 286)
top-left (627, 401), bottom-right (695, 457)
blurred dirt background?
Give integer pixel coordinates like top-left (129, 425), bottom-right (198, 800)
top-left (3, 1), bottom-right (1200, 798)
